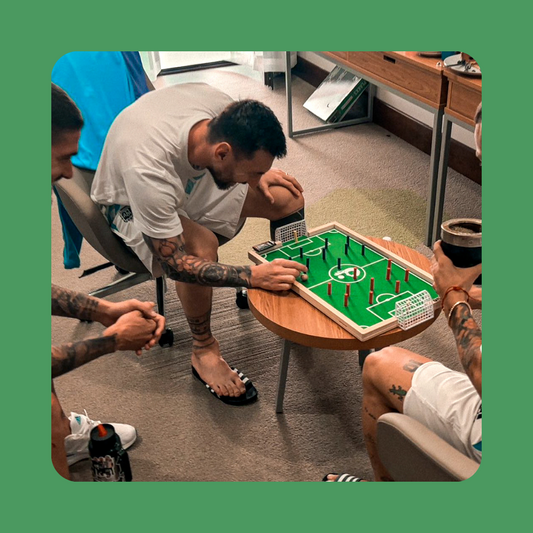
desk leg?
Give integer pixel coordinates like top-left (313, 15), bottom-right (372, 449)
top-left (286, 51), bottom-right (294, 138)
top-left (425, 109), bottom-right (444, 246)
top-left (431, 115), bottom-right (453, 245)
top-left (276, 339), bottom-right (292, 414)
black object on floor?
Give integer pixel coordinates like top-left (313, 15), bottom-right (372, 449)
top-left (236, 288), bottom-right (249, 309)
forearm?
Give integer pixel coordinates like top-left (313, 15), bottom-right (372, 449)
top-left (162, 256), bottom-right (252, 287)
top-left (52, 284), bottom-right (110, 322)
top-left (448, 300), bottom-right (482, 397)
top-left (52, 335), bottom-right (117, 378)
top-left (144, 235), bottom-right (252, 288)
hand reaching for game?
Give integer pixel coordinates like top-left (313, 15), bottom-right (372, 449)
top-left (250, 259), bottom-right (308, 291)
top-left (103, 310), bottom-right (158, 356)
top-left (256, 168), bottom-right (304, 204)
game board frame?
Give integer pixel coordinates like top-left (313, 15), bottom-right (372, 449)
top-left (248, 221), bottom-right (440, 341)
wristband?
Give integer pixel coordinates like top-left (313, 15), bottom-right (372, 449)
top-left (447, 300), bottom-right (472, 326)
top-left (443, 285), bottom-right (470, 304)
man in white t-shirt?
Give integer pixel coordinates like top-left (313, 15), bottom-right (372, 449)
top-left (92, 83), bottom-right (307, 405)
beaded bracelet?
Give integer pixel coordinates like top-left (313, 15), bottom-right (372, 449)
top-left (443, 285), bottom-right (470, 304)
top-left (447, 300), bottom-right (472, 326)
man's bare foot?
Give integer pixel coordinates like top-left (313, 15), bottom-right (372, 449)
top-left (191, 339), bottom-right (246, 397)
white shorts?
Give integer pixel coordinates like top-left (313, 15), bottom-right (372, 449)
top-left (101, 180), bottom-right (248, 276)
top-left (404, 361), bottom-right (482, 462)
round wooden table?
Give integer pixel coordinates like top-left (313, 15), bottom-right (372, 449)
top-left (248, 237), bottom-right (440, 412)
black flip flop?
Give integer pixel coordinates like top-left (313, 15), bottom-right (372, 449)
top-left (192, 366), bottom-right (258, 406)
top-left (322, 473), bottom-right (363, 482)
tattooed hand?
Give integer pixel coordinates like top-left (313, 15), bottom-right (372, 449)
top-left (250, 259), bottom-right (308, 291)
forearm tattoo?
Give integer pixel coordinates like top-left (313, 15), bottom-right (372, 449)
top-left (51, 335), bottom-right (117, 378)
top-left (449, 304), bottom-right (482, 396)
top-left (143, 234), bottom-right (252, 288)
top-left (52, 284), bottom-right (100, 321)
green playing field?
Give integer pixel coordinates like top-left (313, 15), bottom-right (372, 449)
top-left (261, 228), bottom-right (438, 330)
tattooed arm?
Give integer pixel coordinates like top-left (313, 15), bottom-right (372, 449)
top-left (52, 284), bottom-right (109, 322)
top-left (143, 233), bottom-right (307, 290)
top-left (52, 311), bottom-right (158, 378)
top-left (447, 294), bottom-right (482, 397)
top-left (432, 241), bottom-right (482, 397)
top-left (52, 336), bottom-right (117, 378)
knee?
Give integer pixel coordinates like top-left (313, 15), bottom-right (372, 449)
top-left (362, 347), bottom-right (401, 388)
top-left (184, 227), bottom-right (219, 261)
top-left (270, 186), bottom-right (305, 220)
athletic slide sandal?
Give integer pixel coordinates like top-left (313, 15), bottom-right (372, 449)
top-left (322, 473), bottom-right (363, 482)
top-left (192, 366), bottom-right (258, 406)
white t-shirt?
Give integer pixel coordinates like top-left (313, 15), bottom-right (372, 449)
top-left (91, 83), bottom-right (234, 239)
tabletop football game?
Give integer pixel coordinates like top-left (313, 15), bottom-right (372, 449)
top-left (249, 222), bottom-right (439, 341)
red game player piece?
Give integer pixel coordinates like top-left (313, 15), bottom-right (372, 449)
top-left (369, 290), bottom-right (374, 305)
top-left (386, 266), bottom-right (391, 281)
top-left (405, 269), bottom-right (410, 282)
top-left (346, 284), bottom-right (351, 296)
top-left (395, 280), bottom-right (401, 294)
top-left (327, 282), bottom-right (332, 296)
top-left (344, 294), bottom-right (349, 307)
top-left (370, 277), bottom-right (375, 291)
top-left (353, 268), bottom-right (358, 281)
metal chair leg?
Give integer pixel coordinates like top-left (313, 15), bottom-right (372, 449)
top-left (156, 276), bottom-right (166, 316)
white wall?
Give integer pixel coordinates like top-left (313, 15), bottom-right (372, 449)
top-left (298, 52), bottom-right (475, 149)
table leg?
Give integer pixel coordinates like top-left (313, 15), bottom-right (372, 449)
top-left (358, 349), bottom-right (372, 369)
top-left (431, 115), bottom-right (453, 245)
top-left (276, 339), bottom-right (292, 413)
top-left (425, 109), bottom-right (444, 246)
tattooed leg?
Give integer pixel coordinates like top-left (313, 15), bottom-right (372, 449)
top-left (361, 347), bottom-right (432, 481)
top-left (173, 218), bottom-right (246, 398)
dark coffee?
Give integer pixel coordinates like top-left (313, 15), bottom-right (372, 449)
top-left (440, 218), bottom-right (481, 285)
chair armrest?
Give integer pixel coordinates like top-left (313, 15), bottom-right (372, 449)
top-left (377, 413), bottom-right (480, 481)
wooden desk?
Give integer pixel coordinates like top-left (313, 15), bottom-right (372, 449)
top-left (430, 69), bottom-right (482, 244)
top-left (248, 237), bottom-right (440, 412)
top-left (285, 51), bottom-right (447, 246)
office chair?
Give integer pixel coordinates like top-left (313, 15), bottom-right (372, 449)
top-left (376, 412), bottom-right (480, 481)
top-left (54, 166), bottom-right (174, 347)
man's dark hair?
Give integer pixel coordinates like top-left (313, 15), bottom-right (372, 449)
top-left (52, 83), bottom-right (83, 144)
top-left (207, 100), bottom-right (287, 159)
top-left (474, 103), bottom-right (482, 125)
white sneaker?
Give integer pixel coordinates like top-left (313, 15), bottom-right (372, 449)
top-left (65, 410), bottom-right (137, 466)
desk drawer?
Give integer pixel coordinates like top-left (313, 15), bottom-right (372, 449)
top-left (447, 82), bottom-right (481, 126)
top-left (345, 52), bottom-right (445, 107)
top-left (328, 51), bottom-right (349, 60)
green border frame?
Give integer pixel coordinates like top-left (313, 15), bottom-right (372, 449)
top-left (4, 0), bottom-right (525, 529)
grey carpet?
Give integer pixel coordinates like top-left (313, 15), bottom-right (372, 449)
top-left (52, 66), bottom-right (481, 481)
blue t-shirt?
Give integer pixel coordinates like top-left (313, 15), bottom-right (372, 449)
top-left (52, 51), bottom-right (148, 171)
